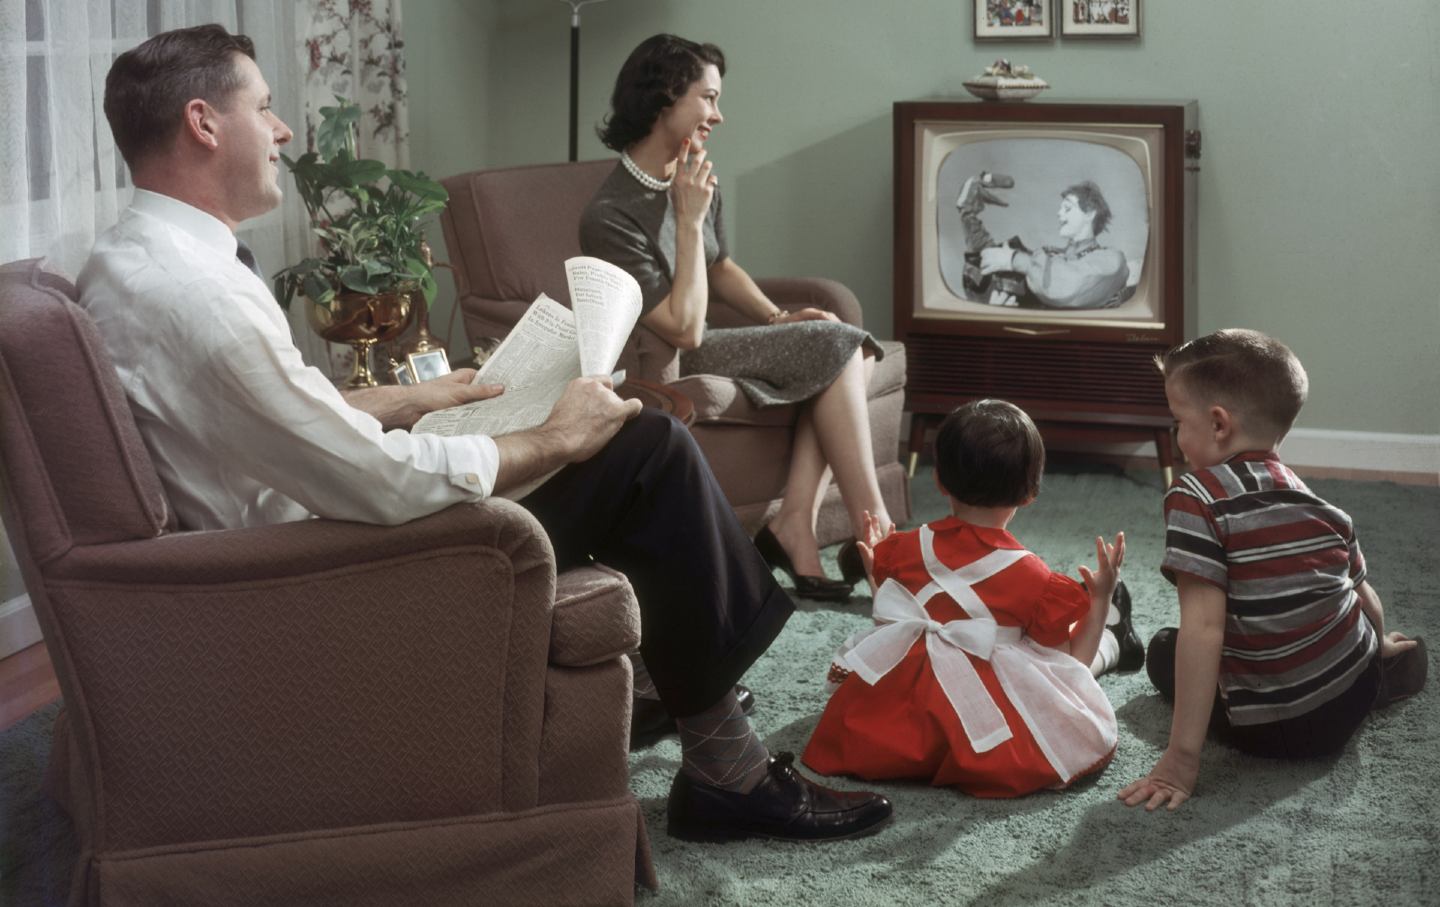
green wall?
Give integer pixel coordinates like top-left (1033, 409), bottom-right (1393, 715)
top-left (405, 0), bottom-right (1440, 437)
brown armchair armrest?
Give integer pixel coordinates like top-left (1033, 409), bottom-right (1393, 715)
top-left (41, 500), bottom-right (564, 849)
top-left (706, 276), bottom-right (864, 329)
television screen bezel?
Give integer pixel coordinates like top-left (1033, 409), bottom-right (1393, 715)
top-left (894, 100), bottom-right (1188, 347)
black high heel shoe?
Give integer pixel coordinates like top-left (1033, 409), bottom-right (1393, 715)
top-left (754, 526), bottom-right (852, 602)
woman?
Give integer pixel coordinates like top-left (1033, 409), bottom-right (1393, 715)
top-left (580, 34), bottom-right (890, 600)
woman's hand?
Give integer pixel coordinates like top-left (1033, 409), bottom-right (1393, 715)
top-left (1118, 747), bottom-right (1199, 812)
top-left (671, 138), bottom-right (715, 227)
top-left (772, 306), bottom-right (839, 325)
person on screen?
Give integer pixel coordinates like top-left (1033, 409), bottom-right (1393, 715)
top-left (958, 175), bottom-right (1130, 309)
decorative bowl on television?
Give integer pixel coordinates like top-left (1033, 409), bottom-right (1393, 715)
top-left (963, 59), bottom-right (1049, 102)
top-left (962, 77), bottom-right (1049, 101)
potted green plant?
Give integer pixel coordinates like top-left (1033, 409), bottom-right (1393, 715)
top-left (274, 98), bottom-right (449, 387)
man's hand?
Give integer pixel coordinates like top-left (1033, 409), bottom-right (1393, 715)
top-left (344, 368), bottom-right (504, 431)
top-left (1118, 747), bottom-right (1199, 812)
top-left (979, 245), bottom-right (1017, 275)
top-left (542, 376), bottom-right (643, 463)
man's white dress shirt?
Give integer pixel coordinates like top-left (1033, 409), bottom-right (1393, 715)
top-left (78, 190), bottom-right (500, 530)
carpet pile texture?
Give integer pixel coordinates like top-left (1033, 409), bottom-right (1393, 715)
top-left (3, 463), bottom-right (1436, 906)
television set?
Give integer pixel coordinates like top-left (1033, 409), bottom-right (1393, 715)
top-left (893, 99), bottom-right (1199, 477)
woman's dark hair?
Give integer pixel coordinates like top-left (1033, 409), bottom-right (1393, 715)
top-left (104, 24), bottom-right (256, 168)
top-left (933, 399), bottom-right (1045, 508)
top-left (597, 34), bottom-right (725, 151)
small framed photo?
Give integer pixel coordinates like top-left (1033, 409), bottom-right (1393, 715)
top-left (390, 362), bottom-right (417, 385)
top-left (975, 0), bottom-right (1053, 41)
top-left (406, 348), bottom-right (452, 383)
top-left (1060, 0), bottom-right (1141, 38)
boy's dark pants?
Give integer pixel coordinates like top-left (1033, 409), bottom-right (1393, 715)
top-left (523, 409), bottom-right (794, 719)
top-left (1146, 628), bottom-right (1381, 759)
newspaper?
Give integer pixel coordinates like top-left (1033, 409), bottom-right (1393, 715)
top-left (412, 256), bottom-right (643, 496)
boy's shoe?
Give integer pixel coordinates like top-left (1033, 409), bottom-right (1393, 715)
top-left (1377, 637), bottom-right (1427, 707)
top-left (1108, 580), bottom-right (1146, 672)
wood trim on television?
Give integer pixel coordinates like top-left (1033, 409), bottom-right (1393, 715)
top-left (893, 98), bottom-right (1198, 480)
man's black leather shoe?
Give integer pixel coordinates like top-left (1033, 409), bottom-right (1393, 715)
top-left (630, 684), bottom-right (756, 750)
top-left (666, 752), bottom-right (893, 842)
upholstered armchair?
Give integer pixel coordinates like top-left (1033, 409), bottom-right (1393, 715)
top-left (0, 258), bottom-right (654, 906)
top-left (439, 159), bottom-right (910, 543)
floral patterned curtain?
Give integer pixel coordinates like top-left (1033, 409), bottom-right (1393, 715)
top-left (295, 0), bottom-right (411, 373)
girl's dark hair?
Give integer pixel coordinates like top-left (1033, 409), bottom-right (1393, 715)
top-left (597, 34), bottom-right (725, 151)
top-left (934, 399), bottom-right (1045, 507)
top-left (104, 24), bottom-right (256, 168)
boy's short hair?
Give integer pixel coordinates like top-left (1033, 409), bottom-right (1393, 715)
top-left (934, 399), bottom-right (1044, 507)
top-left (104, 25), bottom-right (256, 169)
top-left (1156, 329), bottom-right (1309, 438)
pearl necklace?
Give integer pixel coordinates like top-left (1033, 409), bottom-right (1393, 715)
top-left (620, 151), bottom-right (673, 192)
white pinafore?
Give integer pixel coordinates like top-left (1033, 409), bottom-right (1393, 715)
top-left (835, 526), bottom-right (1116, 783)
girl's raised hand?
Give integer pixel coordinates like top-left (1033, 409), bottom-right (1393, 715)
top-left (855, 510), bottom-right (894, 589)
top-left (1077, 531), bottom-right (1125, 606)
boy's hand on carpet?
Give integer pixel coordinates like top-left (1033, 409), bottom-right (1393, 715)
top-left (1380, 630), bottom-right (1418, 660)
top-left (1117, 748), bottom-right (1198, 812)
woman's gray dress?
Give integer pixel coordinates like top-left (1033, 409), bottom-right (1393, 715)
top-left (578, 162), bottom-right (881, 408)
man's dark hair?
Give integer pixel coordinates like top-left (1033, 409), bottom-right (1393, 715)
top-left (1062, 180), bottom-right (1113, 236)
top-left (597, 34), bottom-right (725, 152)
top-left (934, 399), bottom-right (1045, 507)
top-left (104, 24), bottom-right (256, 168)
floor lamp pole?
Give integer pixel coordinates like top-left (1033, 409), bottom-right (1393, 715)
top-left (563, 0), bottom-right (609, 163)
top-left (568, 9), bottom-right (580, 161)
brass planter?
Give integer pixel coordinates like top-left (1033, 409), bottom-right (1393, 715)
top-left (306, 291), bottom-right (413, 388)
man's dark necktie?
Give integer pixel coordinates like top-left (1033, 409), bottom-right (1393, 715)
top-left (235, 239), bottom-right (265, 280)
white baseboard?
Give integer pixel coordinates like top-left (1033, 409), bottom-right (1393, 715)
top-left (0, 593), bottom-right (41, 660)
top-left (1035, 427), bottom-right (1439, 479)
top-left (1279, 429), bottom-right (1440, 478)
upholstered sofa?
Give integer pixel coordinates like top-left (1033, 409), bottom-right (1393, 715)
top-left (439, 159), bottom-right (910, 543)
top-left (0, 258), bottom-right (654, 906)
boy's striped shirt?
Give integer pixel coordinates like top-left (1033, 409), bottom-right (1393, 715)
top-left (1161, 451), bottom-right (1377, 725)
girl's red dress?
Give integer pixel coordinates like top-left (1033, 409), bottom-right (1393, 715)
top-left (802, 516), bottom-right (1116, 798)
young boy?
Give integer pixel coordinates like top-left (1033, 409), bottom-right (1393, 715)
top-left (1119, 329), bottom-right (1427, 812)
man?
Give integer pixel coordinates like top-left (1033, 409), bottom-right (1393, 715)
top-left (80, 24), bottom-right (890, 845)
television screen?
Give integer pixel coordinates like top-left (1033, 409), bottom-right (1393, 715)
top-left (915, 122), bottom-right (1166, 331)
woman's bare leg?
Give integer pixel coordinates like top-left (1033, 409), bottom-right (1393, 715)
top-left (767, 408), bottom-right (830, 577)
top-left (808, 350), bottom-right (890, 538)
top-left (770, 351), bottom-right (890, 572)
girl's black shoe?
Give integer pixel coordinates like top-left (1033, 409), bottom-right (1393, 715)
top-left (837, 540), bottom-right (867, 588)
top-left (754, 526), bottom-right (852, 602)
top-left (1109, 581), bottom-right (1146, 672)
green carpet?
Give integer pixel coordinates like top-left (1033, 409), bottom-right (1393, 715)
top-left (4, 463), bottom-right (1436, 906)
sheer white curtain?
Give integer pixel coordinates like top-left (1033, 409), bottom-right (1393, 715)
top-left (0, 0), bottom-right (410, 370)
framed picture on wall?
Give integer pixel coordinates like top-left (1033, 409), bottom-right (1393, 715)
top-left (1060, 0), bottom-right (1141, 38)
top-left (974, 1), bottom-right (1053, 41)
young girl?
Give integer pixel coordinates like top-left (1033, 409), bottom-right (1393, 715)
top-left (803, 399), bottom-right (1134, 797)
